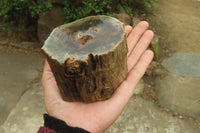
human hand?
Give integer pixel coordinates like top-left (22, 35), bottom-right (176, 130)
top-left (42, 21), bottom-right (154, 133)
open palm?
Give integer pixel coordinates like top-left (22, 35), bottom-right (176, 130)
top-left (42, 21), bottom-right (154, 133)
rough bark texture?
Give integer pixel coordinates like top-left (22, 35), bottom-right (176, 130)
top-left (42, 15), bottom-right (128, 102)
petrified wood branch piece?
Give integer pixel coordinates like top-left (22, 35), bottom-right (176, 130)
top-left (42, 15), bottom-right (128, 102)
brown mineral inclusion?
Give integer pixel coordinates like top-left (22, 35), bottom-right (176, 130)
top-left (42, 15), bottom-right (128, 102)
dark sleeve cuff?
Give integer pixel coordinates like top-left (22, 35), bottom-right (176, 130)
top-left (43, 113), bottom-right (90, 133)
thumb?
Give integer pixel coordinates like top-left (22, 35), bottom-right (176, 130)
top-left (42, 60), bottom-right (62, 102)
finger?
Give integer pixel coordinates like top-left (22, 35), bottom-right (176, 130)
top-left (128, 30), bottom-right (154, 72)
top-left (125, 25), bottom-right (133, 36)
top-left (111, 50), bottom-right (154, 107)
top-left (42, 60), bottom-right (62, 102)
top-left (126, 50), bottom-right (154, 88)
top-left (127, 21), bottom-right (149, 56)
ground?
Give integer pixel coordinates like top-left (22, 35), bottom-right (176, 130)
top-left (148, 0), bottom-right (200, 56)
top-left (0, 0), bottom-right (200, 132)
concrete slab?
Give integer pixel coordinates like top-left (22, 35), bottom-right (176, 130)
top-left (155, 72), bottom-right (200, 118)
top-left (1, 86), bottom-right (199, 133)
top-left (155, 53), bottom-right (200, 118)
top-left (0, 83), bottom-right (46, 133)
top-left (162, 53), bottom-right (200, 77)
top-left (0, 52), bottom-right (44, 125)
top-left (106, 96), bottom-right (200, 133)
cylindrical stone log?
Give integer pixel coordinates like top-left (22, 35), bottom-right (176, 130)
top-left (42, 15), bottom-right (128, 102)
